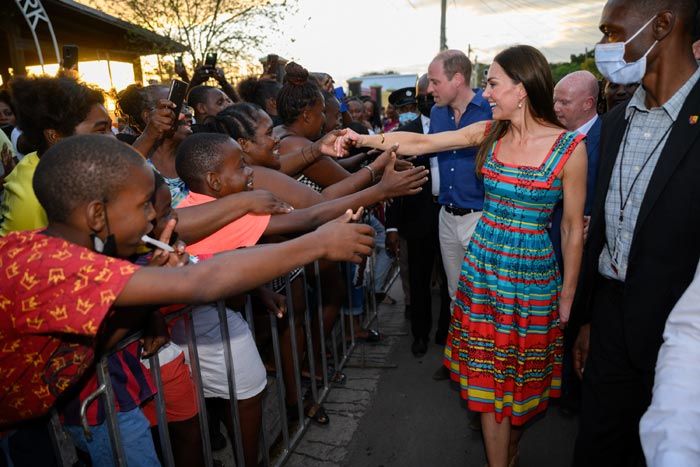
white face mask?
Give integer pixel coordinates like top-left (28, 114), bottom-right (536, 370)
top-left (595, 16), bottom-right (658, 85)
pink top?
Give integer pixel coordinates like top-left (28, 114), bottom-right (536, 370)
top-left (177, 191), bottom-right (271, 255)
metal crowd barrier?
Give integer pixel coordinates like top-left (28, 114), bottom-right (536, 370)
top-left (46, 251), bottom-right (389, 467)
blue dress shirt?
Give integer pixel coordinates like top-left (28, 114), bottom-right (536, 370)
top-left (429, 89), bottom-right (493, 210)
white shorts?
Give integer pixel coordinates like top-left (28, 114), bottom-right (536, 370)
top-left (171, 304), bottom-right (267, 400)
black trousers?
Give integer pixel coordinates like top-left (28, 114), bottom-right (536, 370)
top-left (573, 277), bottom-right (653, 467)
top-left (406, 231), bottom-right (449, 341)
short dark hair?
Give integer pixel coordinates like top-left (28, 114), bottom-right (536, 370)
top-left (33, 135), bottom-right (147, 222)
top-left (187, 85), bottom-right (217, 109)
top-left (11, 77), bottom-right (104, 155)
top-left (238, 77), bottom-right (282, 110)
top-left (175, 132), bottom-right (232, 190)
top-left (277, 62), bottom-right (323, 125)
top-left (637, 0), bottom-right (698, 32)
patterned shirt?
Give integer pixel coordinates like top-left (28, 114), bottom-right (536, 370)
top-left (0, 231), bottom-right (138, 427)
top-left (599, 67), bottom-right (700, 281)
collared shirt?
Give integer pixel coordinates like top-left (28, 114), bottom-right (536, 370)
top-left (599, 67), bottom-right (700, 280)
top-left (421, 114), bottom-right (441, 196)
top-left (640, 259), bottom-right (700, 467)
top-left (429, 89), bottom-right (492, 210)
top-left (575, 114), bottom-right (599, 136)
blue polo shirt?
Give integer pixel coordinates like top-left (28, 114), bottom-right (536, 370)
top-left (429, 89), bottom-right (492, 210)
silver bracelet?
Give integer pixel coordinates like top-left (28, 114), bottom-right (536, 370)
top-left (363, 165), bottom-right (377, 183)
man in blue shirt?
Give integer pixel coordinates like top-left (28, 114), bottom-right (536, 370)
top-left (427, 50), bottom-right (492, 379)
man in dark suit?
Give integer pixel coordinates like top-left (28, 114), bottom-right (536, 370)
top-left (570, 0), bottom-right (700, 464)
top-left (550, 70), bottom-right (603, 417)
top-left (386, 78), bottom-right (450, 357)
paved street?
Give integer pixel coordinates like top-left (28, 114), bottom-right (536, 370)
top-left (289, 281), bottom-right (578, 466)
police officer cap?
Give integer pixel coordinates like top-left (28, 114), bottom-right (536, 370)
top-left (388, 87), bottom-right (417, 107)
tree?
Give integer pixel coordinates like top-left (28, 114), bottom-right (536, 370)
top-left (86, 0), bottom-right (297, 66)
top-left (550, 50), bottom-right (601, 83)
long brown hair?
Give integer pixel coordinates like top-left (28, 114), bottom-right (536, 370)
top-left (475, 45), bottom-right (563, 174)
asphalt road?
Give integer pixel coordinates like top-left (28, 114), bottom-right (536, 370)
top-left (343, 293), bottom-right (578, 467)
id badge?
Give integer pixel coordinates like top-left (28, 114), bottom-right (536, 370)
top-left (611, 236), bottom-right (624, 275)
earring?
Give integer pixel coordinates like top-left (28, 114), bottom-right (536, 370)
top-left (518, 102), bottom-right (523, 109)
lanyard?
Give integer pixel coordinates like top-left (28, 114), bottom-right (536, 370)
top-left (605, 108), bottom-right (673, 272)
top-left (617, 108), bottom-right (673, 223)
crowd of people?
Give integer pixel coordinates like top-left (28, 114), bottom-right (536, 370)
top-left (1, 0), bottom-right (700, 465)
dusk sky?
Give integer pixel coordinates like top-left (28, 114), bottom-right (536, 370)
top-left (263, 0), bottom-right (606, 85)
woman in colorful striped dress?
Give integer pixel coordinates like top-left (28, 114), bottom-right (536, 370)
top-left (337, 45), bottom-right (587, 467)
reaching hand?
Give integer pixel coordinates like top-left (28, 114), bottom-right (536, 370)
top-left (377, 151), bottom-right (429, 199)
top-left (316, 209), bottom-right (375, 263)
top-left (242, 190), bottom-right (294, 215)
top-left (334, 127), bottom-right (363, 156)
top-left (316, 129), bottom-right (350, 158)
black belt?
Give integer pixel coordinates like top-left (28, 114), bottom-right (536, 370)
top-left (444, 205), bottom-right (481, 216)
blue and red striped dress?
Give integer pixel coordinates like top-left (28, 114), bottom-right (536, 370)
top-left (443, 130), bottom-right (584, 426)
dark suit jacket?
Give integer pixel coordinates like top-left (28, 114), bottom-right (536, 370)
top-left (549, 116), bottom-right (602, 270)
top-left (570, 80), bottom-right (700, 371)
top-left (385, 116), bottom-right (439, 239)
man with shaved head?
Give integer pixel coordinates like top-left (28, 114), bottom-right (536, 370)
top-left (552, 71), bottom-right (601, 253)
top-left (570, 0), bottom-right (700, 464)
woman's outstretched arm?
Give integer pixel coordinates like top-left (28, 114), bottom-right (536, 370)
top-left (336, 120), bottom-right (490, 156)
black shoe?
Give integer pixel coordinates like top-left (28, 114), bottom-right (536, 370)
top-left (411, 338), bottom-right (427, 357)
top-left (432, 365), bottom-right (450, 381)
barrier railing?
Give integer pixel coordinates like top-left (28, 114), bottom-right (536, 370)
top-left (45, 252), bottom-right (388, 467)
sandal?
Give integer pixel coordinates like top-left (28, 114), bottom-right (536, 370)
top-left (286, 400), bottom-right (330, 425)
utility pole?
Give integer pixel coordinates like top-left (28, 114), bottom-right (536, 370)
top-left (440, 0), bottom-right (447, 51)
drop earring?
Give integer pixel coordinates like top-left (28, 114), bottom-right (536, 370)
top-left (518, 101), bottom-right (523, 109)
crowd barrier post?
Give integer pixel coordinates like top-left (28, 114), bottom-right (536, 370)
top-left (216, 300), bottom-right (246, 467)
top-left (182, 312), bottom-right (215, 467)
top-left (283, 274), bottom-right (306, 428)
top-left (148, 351), bottom-right (176, 467)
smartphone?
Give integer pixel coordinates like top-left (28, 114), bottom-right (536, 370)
top-left (167, 79), bottom-right (189, 132)
top-left (62, 45), bottom-right (79, 70)
top-left (204, 52), bottom-right (217, 68)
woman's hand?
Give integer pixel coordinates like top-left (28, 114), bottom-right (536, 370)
top-left (559, 294), bottom-right (574, 329)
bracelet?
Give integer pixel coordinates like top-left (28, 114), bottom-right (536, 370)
top-left (380, 133), bottom-right (385, 145)
top-left (363, 165), bottom-right (377, 183)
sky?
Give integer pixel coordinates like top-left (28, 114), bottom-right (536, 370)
top-left (262, 0), bottom-right (607, 85)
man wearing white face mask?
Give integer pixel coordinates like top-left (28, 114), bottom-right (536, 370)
top-left (569, 0), bottom-right (700, 465)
